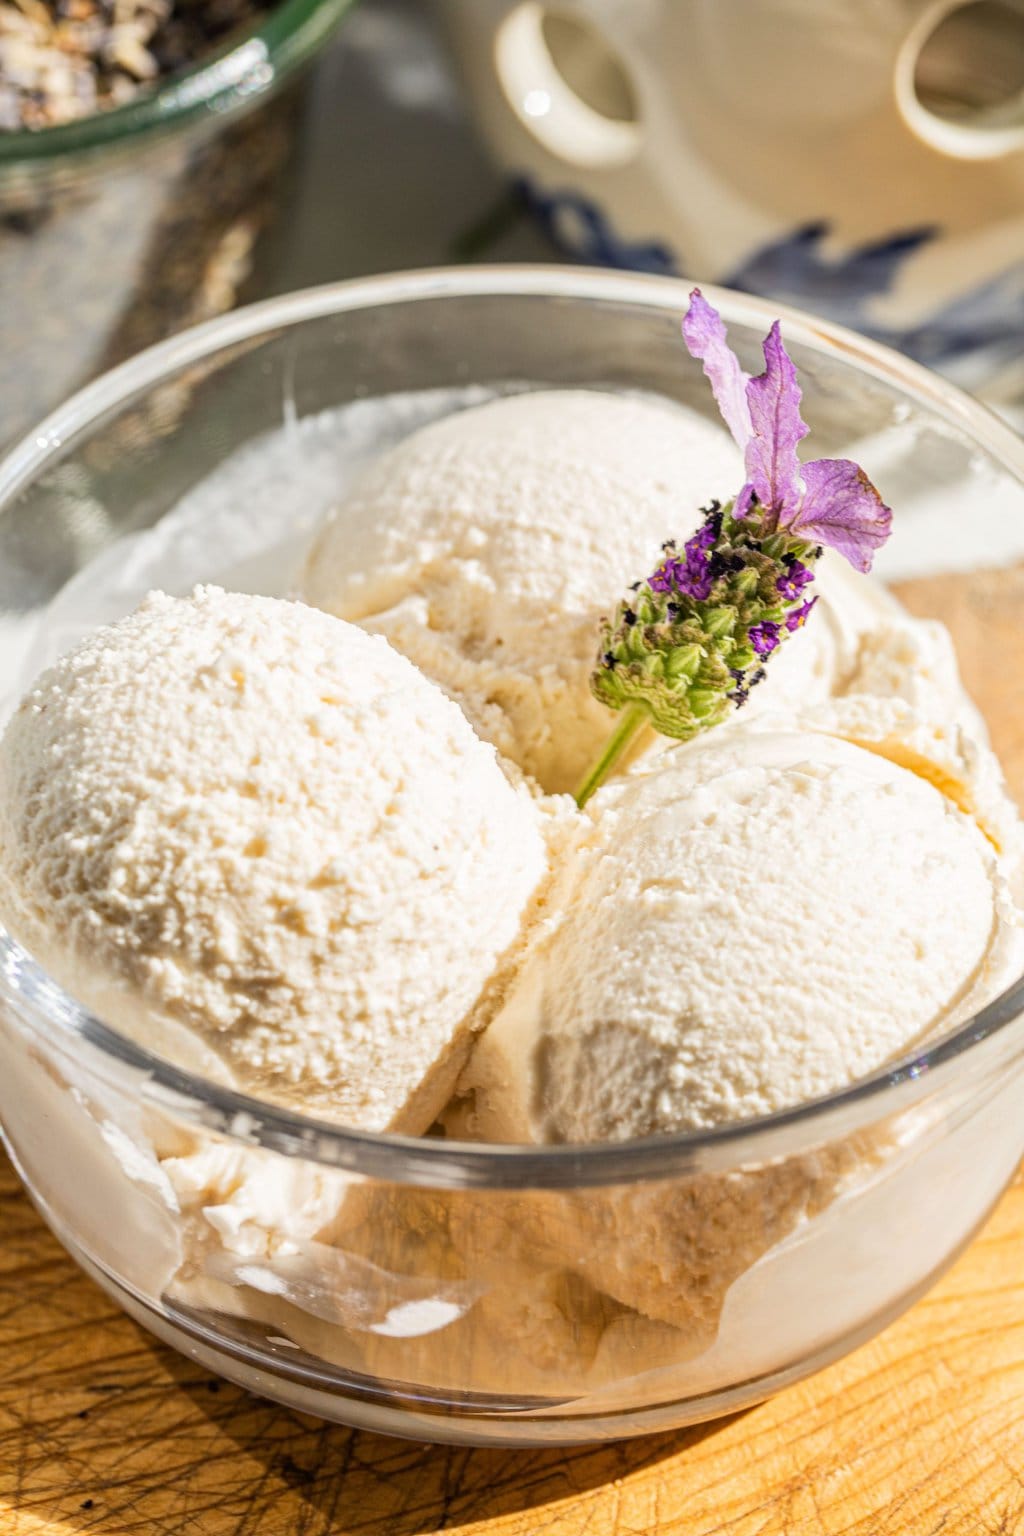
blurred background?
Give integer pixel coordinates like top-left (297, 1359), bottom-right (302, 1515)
top-left (2, 0), bottom-right (1023, 448)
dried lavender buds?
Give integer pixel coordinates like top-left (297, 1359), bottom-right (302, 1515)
top-left (0, 0), bottom-right (272, 131)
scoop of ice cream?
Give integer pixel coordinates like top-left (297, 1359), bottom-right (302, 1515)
top-left (301, 389), bottom-right (857, 793)
top-left (449, 715), bottom-right (1022, 1334)
top-left (0, 586), bottom-right (548, 1131)
top-left (460, 719), bottom-right (1023, 1144)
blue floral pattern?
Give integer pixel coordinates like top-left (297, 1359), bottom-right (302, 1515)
top-left (516, 177), bottom-right (1024, 368)
top-left (515, 178), bottom-right (678, 276)
top-left (727, 222), bottom-right (1024, 367)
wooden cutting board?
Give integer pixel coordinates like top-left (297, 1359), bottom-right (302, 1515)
top-left (2, 563), bottom-right (1024, 1536)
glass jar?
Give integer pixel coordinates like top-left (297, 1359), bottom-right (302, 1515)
top-left (0, 0), bottom-right (355, 449)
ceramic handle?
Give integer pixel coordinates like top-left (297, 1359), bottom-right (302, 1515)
top-left (492, 1), bottom-right (641, 169)
top-left (895, 0), bottom-right (1024, 160)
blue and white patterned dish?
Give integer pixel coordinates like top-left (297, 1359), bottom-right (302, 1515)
top-left (438, 0), bottom-right (1024, 391)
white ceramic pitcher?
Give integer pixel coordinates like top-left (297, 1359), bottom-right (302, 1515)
top-left (437, 0), bottom-right (1024, 383)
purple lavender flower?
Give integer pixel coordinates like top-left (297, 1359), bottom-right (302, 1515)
top-left (776, 559), bottom-right (814, 600)
top-left (687, 517), bottom-right (720, 555)
top-left (785, 596), bottom-right (818, 632)
top-left (647, 557), bottom-right (679, 593)
top-left (645, 519), bottom-right (718, 601)
top-left (580, 297), bottom-right (896, 807)
top-left (681, 526), bottom-right (715, 594)
top-left (679, 556), bottom-right (714, 600)
top-left (682, 291), bottom-right (892, 572)
top-left (749, 621), bottom-right (781, 657)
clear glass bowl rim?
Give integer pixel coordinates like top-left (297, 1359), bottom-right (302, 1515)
top-left (2, 263), bottom-right (1023, 1191)
top-left (0, 0), bottom-right (356, 167)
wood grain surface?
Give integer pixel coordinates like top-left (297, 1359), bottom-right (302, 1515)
top-left (2, 562), bottom-right (1024, 1536)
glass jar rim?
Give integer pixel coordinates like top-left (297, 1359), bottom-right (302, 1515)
top-left (2, 264), bottom-right (1023, 1190)
top-left (0, 0), bottom-right (355, 167)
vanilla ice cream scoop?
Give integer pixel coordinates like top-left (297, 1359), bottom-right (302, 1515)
top-left (461, 721), bottom-right (1023, 1144)
top-left (452, 717), bottom-right (1023, 1334)
top-left (301, 390), bottom-right (856, 793)
top-left (0, 587), bottom-right (548, 1131)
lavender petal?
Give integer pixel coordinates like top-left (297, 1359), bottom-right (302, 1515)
top-left (785, 595), bottom-right (819, 631)
top-left (788, 458), bottom-right (893, 572)
top-left (748, 620), bottom-right (781, 657)
top-left (733, 483), bottom-right (759, 520)
top-left (681, 289), bottom-right (752, 451)
top-left (776, 559), bottom-right (814, 600)
top-left (647, 558), bottom-right (680, 593)
top-left (743, 321), bottom-right (809, 521)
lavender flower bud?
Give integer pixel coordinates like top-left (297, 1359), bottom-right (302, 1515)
top-left (591, 500), bottom-right (821, 743)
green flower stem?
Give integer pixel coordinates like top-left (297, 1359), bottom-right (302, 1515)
top-left (574, 701), bottom-right (651, 809)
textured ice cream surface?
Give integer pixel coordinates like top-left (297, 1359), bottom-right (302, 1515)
top-left (794, 694), bottom-right (1022, 869)
top-left (0, 586), bottom-right (548, 1131)
top-left (835, 603), bottom-right (988, 738)
top-left (301, 389), bottom-right (860, 793)
top-left (459, 720), bottom-right (1023, 1146)
top-left (447, 712), bottom-right (1023, 1334)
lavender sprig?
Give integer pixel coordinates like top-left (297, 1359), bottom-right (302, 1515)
top-left (574, 290), bottom-right (892, 808)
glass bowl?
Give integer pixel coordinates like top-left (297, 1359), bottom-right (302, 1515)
top-left (1, 267), bottom-right (1024, 1448)
top-left (0, 0), bottom-right (356, 451)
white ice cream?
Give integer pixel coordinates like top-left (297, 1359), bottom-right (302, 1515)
top-left (447, 712), bottom-right (1023, 1336)
top-left (301, 389), bottom-right (863, 793)
top-left (1, 385), bottom-right (1018, 1407)
top-left (0, 586), bottom-right (548, 1132)
top-left (459, 718), bottom-right (1024, 1145)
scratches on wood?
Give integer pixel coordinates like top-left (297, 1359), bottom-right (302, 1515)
top-left (3, 1090), bottom-right (1024, 1536)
